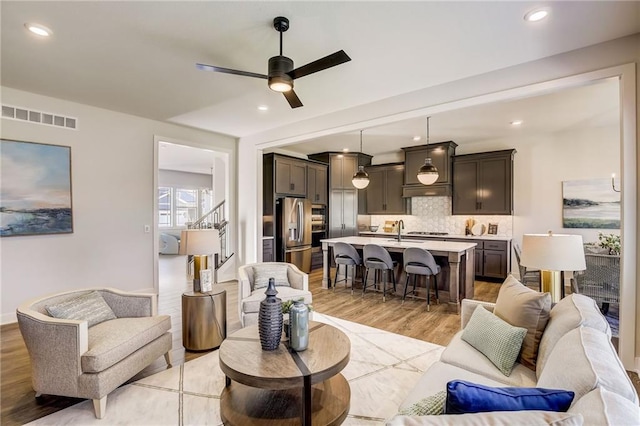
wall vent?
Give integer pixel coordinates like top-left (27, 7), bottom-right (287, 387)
top-left (1, 104), bottom-right (78, 130)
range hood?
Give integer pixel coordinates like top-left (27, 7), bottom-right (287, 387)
top-left (401, 141), bottom-right (457, 198)
top-left (402, 184), bottom-right (451, 198)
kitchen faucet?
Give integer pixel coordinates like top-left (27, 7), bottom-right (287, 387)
top-left (397, 220), bottom-right (404, 242)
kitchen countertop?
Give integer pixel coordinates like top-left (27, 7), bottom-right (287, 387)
top-left (358, 231), bottom-right (511, 241)
top-left (321, 236), bottom-right (477, 253)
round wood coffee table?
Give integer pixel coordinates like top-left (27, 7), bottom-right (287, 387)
top-left (219, 321), bottom-right (350, 426)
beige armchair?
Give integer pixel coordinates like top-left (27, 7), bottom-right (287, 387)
top-left (16, 288), bottom-right (172, 419)
top-left (238, 262), bottom-right (312, 327)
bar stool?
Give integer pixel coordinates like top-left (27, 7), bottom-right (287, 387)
top-left (403, 247), bottom-right (440, 311)
top-left (333, 242), bottom-right (362, 294)
top-left (363, 244), bottom-right (397, 302)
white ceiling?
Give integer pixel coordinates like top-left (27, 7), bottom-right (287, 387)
top-left (282, 77), bottom-right (621, 158)
top-left (158, 142), bottom-right (224, 175)
top-left (2, 1), bottom-right (639, 146)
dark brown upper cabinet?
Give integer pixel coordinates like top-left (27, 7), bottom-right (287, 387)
top-left (402, 141), bottom-right (457, 197)
top-left (308, 152), bottom-right (373, 190)
top-left (274, 155), bottom-right (307, 197)
top-left (307, 163), bottom-right (328, 205)
top-left (452, 149), bottom-right (516, 215)
top-left (365, 163), bottom-right (409, 214)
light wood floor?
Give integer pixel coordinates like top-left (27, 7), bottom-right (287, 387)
top-left (2, 260), bottom-right (637, 425)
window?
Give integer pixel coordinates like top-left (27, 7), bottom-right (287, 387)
top-left (158, 187), bottom-right (172, 227)
top-left (158, 187), bottom-right (212, 228)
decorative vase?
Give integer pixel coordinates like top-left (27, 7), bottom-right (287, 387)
top-left (258, 278), bottom-right (283, 351)
top-left (289, 300), bottom-right (309, 352)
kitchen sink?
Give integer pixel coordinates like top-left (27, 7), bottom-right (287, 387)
top-left (386, 239), bottom-right (424, 243)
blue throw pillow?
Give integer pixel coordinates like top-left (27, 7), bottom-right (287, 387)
top-left (445, 380), bottom-right (575, 414)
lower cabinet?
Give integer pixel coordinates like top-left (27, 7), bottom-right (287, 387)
top-left (481, 240), bottom-right (508, 279)
top-left (311, 248), bottom-right (323, 271)
top-left (446, 238), bottom-right (509, 279)
top-left (263, 238), bottom-right (274, 262)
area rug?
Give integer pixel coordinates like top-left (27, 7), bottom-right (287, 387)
top-left (27, 313), bottom-right (444, 425)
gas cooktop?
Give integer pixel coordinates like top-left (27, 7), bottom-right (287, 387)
top-left (407, 231), bottom-right (449, 236)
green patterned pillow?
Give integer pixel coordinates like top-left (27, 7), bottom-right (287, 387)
top-left (462, 305), bottom-right (527, 376)
top-left (399, 391), bottom-right (446, 416)
top-left (46, 291), bottom-right (117, 327)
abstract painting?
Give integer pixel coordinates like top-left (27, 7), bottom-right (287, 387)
top-left (562, 178), bottom-right (620, 229)
top-left (1, 139), bottom-right (73, 236)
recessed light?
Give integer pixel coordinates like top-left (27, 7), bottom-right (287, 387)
top-left (342, 148), bottom-right (349, 153)
top-left (510, 120), bottom-right (523, 126)
top-left (257, 105), bottom-right (269, 111)
top-left (25, 23), bottom-right (52, 37)
top-left (412, 136), bottom-right (421, 142)
top-left (524, 8), bottom-right (549, 22)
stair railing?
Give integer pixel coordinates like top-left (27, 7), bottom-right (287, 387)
top-left (186, 199), bottom-right (233, 283)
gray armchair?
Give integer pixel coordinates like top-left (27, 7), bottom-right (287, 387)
top-left (16, 288), bottom-right (172, 419)
top-left (238, 262), bottom-right (312, 327)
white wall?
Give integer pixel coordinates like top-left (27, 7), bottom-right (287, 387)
top-left (159, 169), bottom-right (212, 189)
top-left (0, 87), bottom-right (236, 323)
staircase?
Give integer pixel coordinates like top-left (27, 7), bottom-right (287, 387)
top-left (188, 199), bottom-right (233, 283)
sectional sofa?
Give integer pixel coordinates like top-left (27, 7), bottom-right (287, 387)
top-left (388, 276), bottom-right (639, 425)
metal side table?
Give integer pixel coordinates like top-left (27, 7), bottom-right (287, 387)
top-left (182, 288), bottom-right (227, 351)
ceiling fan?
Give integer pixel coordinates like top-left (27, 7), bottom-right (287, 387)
top-left (196, 16), bottom-right (351, 109)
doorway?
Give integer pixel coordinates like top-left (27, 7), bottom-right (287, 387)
top-left (154, 138), bottom-right (231, 297)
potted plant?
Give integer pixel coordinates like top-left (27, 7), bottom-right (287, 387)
top-left (597, 232), bottom-right (621, 255)
top-left (282, 299), bottom-right (313, 337)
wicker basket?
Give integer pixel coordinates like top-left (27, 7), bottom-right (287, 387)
top-left (573, 253), bottom-right (620, 309)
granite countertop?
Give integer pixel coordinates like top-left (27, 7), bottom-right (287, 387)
top-left (358, 231), bottom-right (511, 242)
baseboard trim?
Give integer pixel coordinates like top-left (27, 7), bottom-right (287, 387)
top-left (1, 312), bottom-right (17, 325)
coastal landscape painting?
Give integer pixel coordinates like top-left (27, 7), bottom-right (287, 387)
top-left (562, 178), bottom-right (620, 229)
top-left (1, 139), bottom-right (73, 236)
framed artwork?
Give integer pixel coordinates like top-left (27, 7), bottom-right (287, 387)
top-left (200, 269), bottom-right (213, 293)
top-left (0, 139), bottom-right (73, 237)
top-left (487, 223), bottom-right (498, 235)
top-left (562, 178), bottom-right (620, 229)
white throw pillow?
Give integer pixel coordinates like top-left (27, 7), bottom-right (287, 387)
top-left (252, 264), bottom-right (291, 289)
top-left (46, 291), bottom-right (117, 327)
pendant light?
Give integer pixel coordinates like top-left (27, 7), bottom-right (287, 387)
top-left (351, 130), bottom-right (370, 189)
top-left (417, 116), bottom-right (439, 185)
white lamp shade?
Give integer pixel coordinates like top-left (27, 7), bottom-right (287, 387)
top-left (179, 229), bottom-right (220, 255)
top-left (520, 233), bottom-right (586, 271)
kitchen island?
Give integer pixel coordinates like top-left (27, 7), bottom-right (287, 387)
top-left (321, 236), bottom-right (476, 313)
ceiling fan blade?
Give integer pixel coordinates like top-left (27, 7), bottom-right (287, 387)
top-left (283, 89), bottom-right (303, 109)
top-left (287, 50), bottom-right (351, 80)
top-left (196, 63), bottom-right (267, 80)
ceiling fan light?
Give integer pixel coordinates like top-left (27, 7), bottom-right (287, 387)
top-left (417, 158), bottom-right (439, 185)
top-left (269, 80), bottom-right (292, 92)
top-left (268, 56), bottom-right (294, 92)
top-left (352, 166), bottom-right (370, 189)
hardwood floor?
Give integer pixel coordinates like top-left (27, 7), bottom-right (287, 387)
top-left (1, 261), bottom-right (636, 425)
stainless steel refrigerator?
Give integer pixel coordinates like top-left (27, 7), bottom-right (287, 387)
top-left (276, 197), bottom-right (312, 273)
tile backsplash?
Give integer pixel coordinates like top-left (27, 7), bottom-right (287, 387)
top-left (367, 196), bottom-right (513, 237)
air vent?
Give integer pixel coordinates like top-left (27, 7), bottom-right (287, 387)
top-left (1, 104), bottom-right (78, 130)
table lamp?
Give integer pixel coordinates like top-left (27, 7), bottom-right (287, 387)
top-left (520, 232), bottom-right (586, 303)
top-left (179, 229), bottom-right (220, 293)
